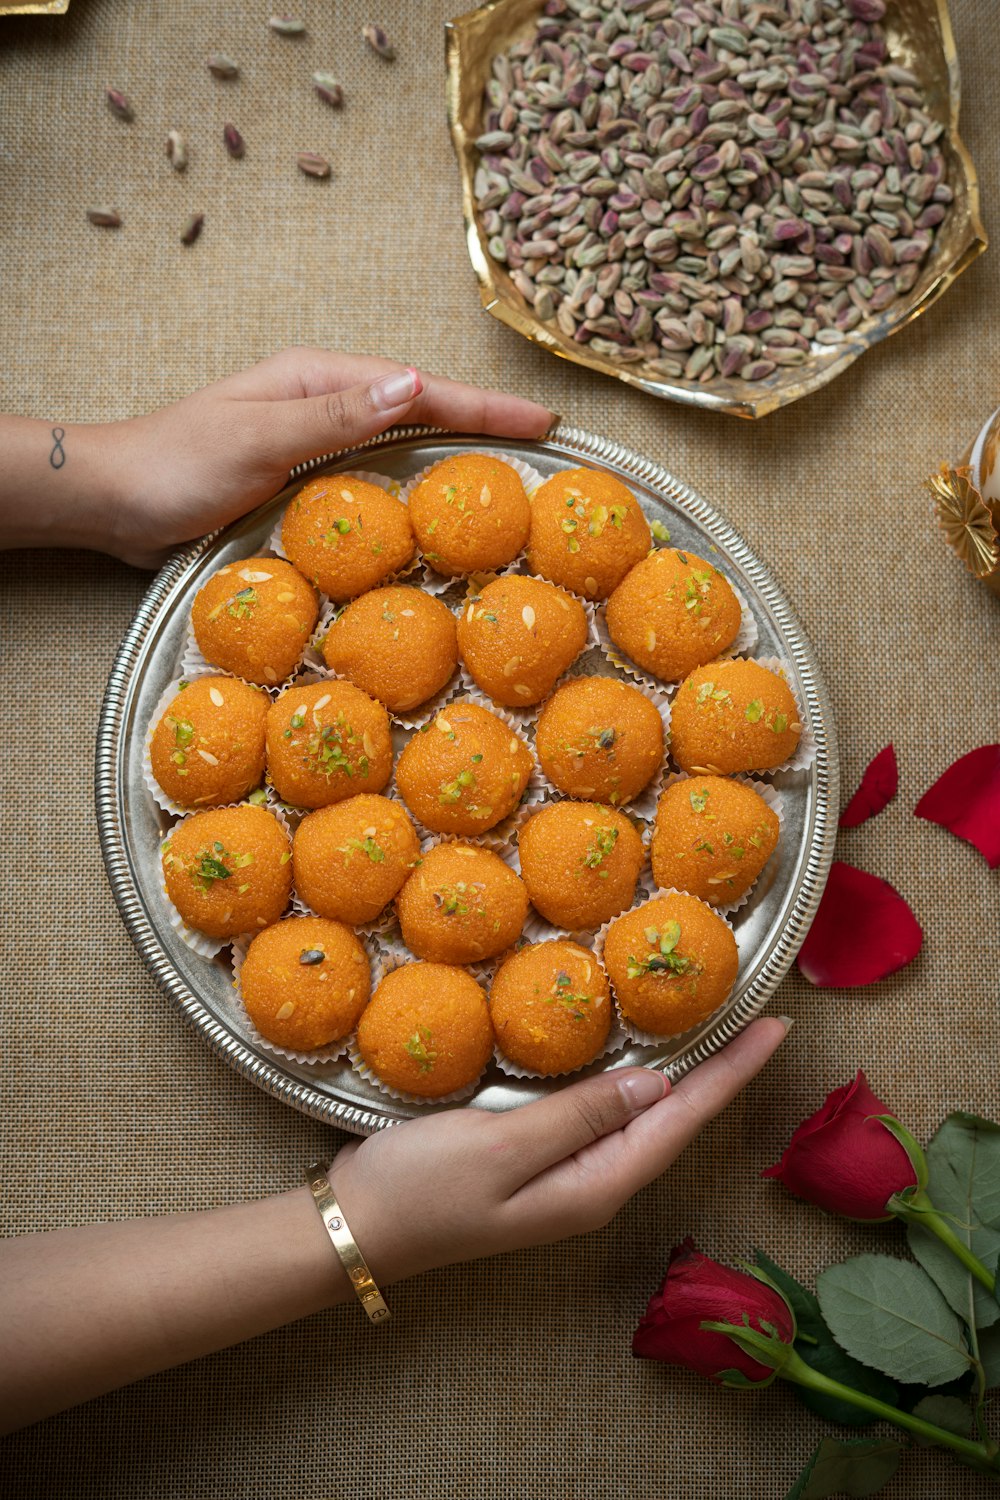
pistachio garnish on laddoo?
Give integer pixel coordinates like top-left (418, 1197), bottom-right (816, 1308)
top-left (265, 680), bottom-right (393, 809)
top-left (395, 700), bottom-right (533, 836)
top-left (407, 453), bottom-right (530, 576)
top-left (534, 675), bottom-right (664, 806)
top-left (606, 548), bottom-right (743, 683)
top-left (650, 777), bottom-right (780, 908)
top-left (456, 574), bottom-right (587, 707)
top-left (517, 801), bottom-right (644, 932)
top-left (396, 842), bottom-right (528, 965)
top-left (292, 794), bottom-right (420, 926)
top-left (149, 675), bottom-right (267, 809)
top-left (670, 660), bottom-right (801, 775)
top-left (161, 804), bottom-right (292, 940)
top-left (603, 893), bottom-right (739, 1039)
top-left (281, 475), bottom-right (415, 599)
top-left (491, 939), bottom-right (613, 1076)
top-left (240, 915), bottom-right (369, 1052)
top-left (357, 962), bottom-right (493, 1100)
top-left (526, 467), bottom-right (650, 599)
top-left (190, 556), bottom-right (318, 686)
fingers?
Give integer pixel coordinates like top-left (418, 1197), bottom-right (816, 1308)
top-left (220, 347), bottom-right (555, 453)
top-left (244, 366), bottom-right (426, 471)
top-left (496, 1067), bottom-right (670, 1185)
top-left (604, 1017), bottom-right (790, 1200)
top-left (407, 374), bottom-right (553, 439)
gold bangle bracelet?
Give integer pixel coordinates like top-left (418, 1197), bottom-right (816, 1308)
top-left (305, 1161), bottom-right (390, 1325)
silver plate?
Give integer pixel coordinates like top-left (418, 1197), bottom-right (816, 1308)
top-left (96, 424), bottom-right (838, 1135)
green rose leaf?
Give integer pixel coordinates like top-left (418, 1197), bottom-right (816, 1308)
top-left (817, 1254), bottom-right (973, 1387)
top-left (782, 1437), bottom-right (902, 1500)
top-left (911, 1394), bottom-right (973, 1439)
top-left (754, 1253), bottom-right (899, 1427)
top-left (906, 1112), bottom-right (1000, 1330)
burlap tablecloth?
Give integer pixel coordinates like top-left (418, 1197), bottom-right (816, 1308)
top-left (1, 2), bottom-right (998, 1495)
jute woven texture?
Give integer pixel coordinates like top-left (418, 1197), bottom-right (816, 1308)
top-left (1, 1), bottom-right (998, 1495)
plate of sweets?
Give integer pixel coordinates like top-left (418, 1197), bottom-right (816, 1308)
top-left (97, 424), bottom-right (837, 1133)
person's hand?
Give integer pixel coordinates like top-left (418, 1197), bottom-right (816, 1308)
top-left (329, 1017), bottom-right (789, 1285)
top-left (106, 349), bottom-right (554, 568)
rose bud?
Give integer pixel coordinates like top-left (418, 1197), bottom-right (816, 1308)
top-left (762, 1070), bottom-right (919, 1221)
top-left (632, 1238), bottom-right (794, 1385)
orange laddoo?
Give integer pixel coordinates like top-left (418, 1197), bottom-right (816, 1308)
top-left (292, 795), bottom-right (420, 925)
top-left (190, 558), bottom-right (319, 686)
top-left (602, 892), bottom-right (739, 1037)
top-left (406, 453), bottom-right (530, 576)
top-left (456, 575), bottom-right (588, 708)
top-left (161, 803), bottom-right (292, 940)
top-left (149, 676), bottom-right (267, 809)
top-left (396, 842), bottom-right (528, 965)
top-left (650, 776), bottom-right (780, 907)
top-left (534, 676), bottom-right (663, 806)
top-left (281, 475), bottom-right (415, 600)
top-left (670, 660), bottom-right (801, 775)
top-left (518, 801), bottom-right (644, 931)
top-left (321, 586), bottom-right (458, 714)
top-left (526, 467), bottom-right (650, 600)
top-left (356, 961), bottom-right (493, 1099)
top-left (606, 548), bottom-right (743, 683)
top-left (266, 681), bottom-right (393, 809)
top-left (239, 915), bottom-right (369, 1051)
top-left (490, 940), bottom-right (612, 1075)
top-left (395, 701), bottom-right (534, 835)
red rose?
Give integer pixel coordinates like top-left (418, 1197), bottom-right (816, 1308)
top-left (632, 1238), bottom-right (794, 1385)
top-left (762, 1070), bottom-right (918, 1221)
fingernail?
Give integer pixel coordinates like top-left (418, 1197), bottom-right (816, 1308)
top-left (618, 1069), bottom-right (668, 1112)
top-left (369, 367), bottom-right (420, 412)
top-left (777, 1015), bottom-right (795, 1033)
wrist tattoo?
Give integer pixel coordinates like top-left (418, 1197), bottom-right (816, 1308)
top-left (49, 427), bottom-right (66, 470)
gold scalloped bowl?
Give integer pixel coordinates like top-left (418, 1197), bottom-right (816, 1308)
top-left (446, 0), bottom-right (986, 420)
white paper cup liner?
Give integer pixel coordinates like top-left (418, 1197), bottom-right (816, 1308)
top-left (745, 656), bottom-right (817, 775)
top-left (302, 599), bottom-right (340, 674)
top-left (159, 801), bottom-right (294, 960)
top-left (593, 577), bottom-right (757, 694)
top-left (229, 928), bottom-right (369, 1066)
top-left (347, 947), bottom-right (490, 1105)
top-left (648, 772), bottom-right (785, 916)
top-left (593, 886), bottom-right (738, 1047)
top-left (397, 449), bottom-right (546, 590)
top-left (720, 582), bottom-right (758, 658)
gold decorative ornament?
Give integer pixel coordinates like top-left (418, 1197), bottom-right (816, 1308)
top-left (927, 465), bottom-right (999, 580)
top-left (928, 406), bottom-right (1000, 596)
top-left (0, 0), bottom-right (68, 12)
top-left (445, 0), bottom-right (987, 420)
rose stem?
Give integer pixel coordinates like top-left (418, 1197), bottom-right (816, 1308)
top-left (779, 1348), bottom-right (1000, 1475)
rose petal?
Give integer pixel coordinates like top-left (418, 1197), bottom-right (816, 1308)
top-left (839, 744), bottom-right (898, 828)
top-left (797, 860), bottom-right (922, 987)
top-left (914, 744), bottom-right (1000, 868)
